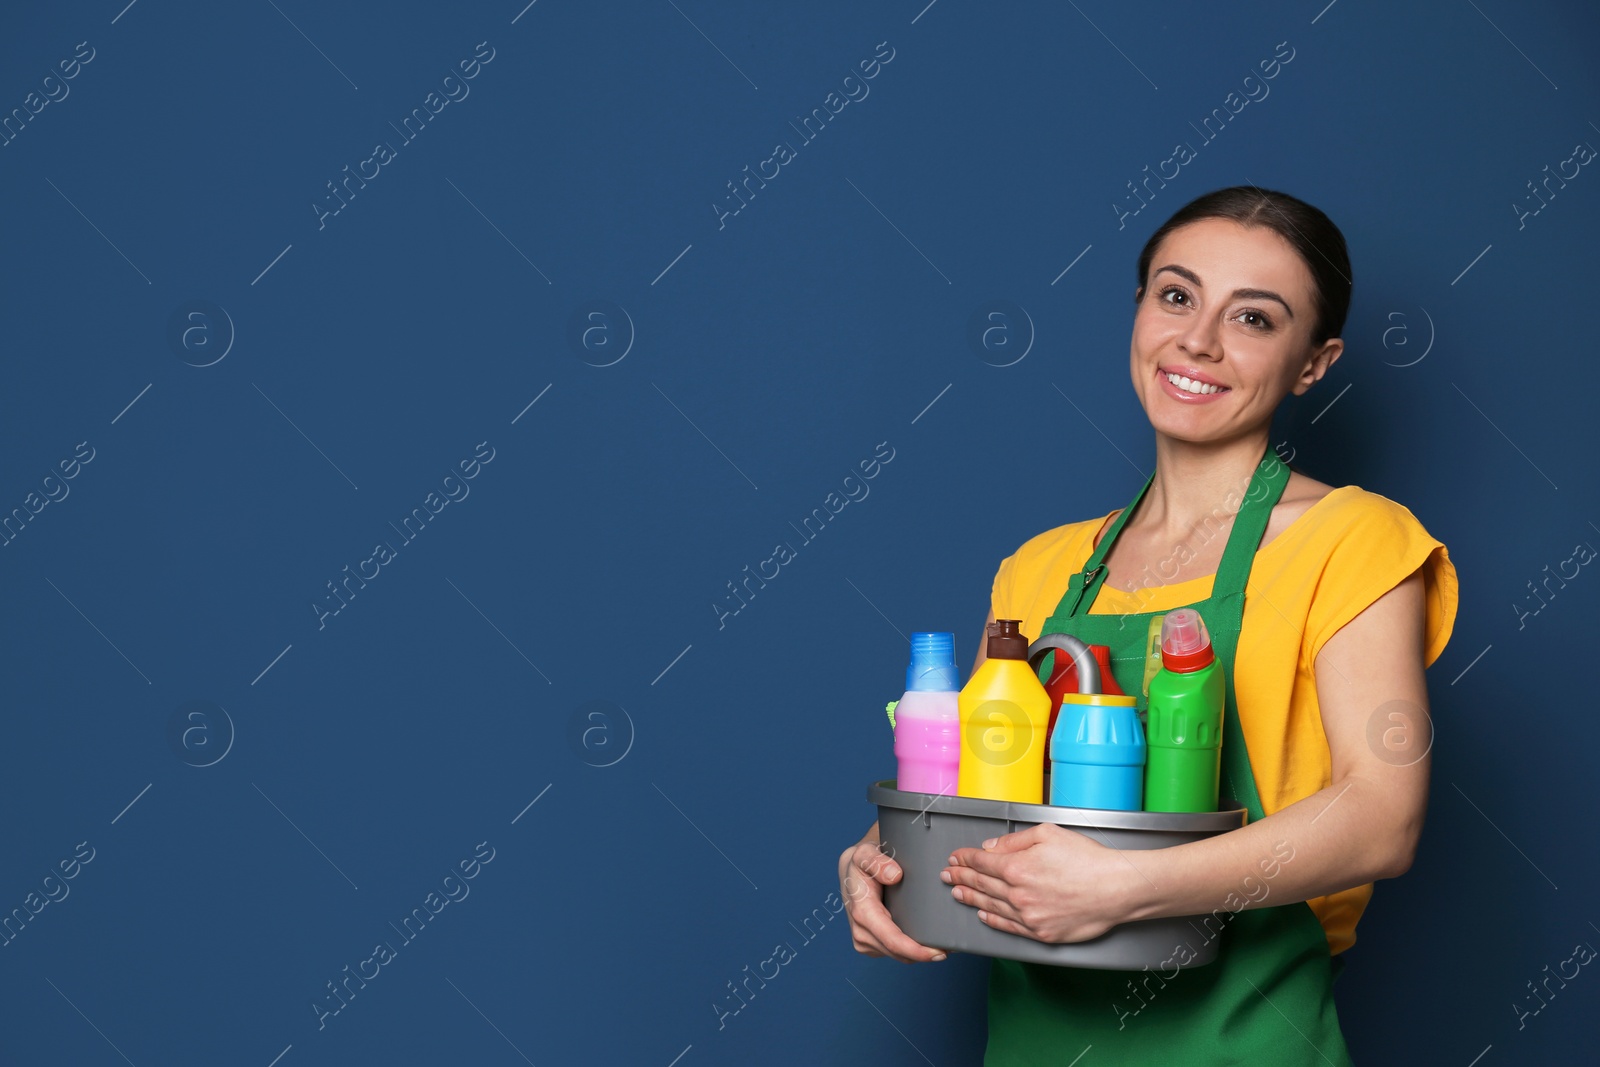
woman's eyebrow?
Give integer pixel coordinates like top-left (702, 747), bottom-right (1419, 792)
top-left (1152, 264), bottom-right (1295, 319)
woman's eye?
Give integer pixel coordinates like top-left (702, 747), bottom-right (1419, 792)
top-left (1154, 285), bottom-right (1272, 330)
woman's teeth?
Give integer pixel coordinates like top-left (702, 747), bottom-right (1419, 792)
top-left (1165, 372), bottom-right (1225, 395)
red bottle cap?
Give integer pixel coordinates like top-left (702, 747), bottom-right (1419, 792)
top-left (1160, 608), bottom-right (1215, 673)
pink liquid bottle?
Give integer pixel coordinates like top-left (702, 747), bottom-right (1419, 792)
top-left (892, 632), bottom-right (962, 795)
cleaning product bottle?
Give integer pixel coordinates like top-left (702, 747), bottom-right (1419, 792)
top-left (957, 620), bottom-right (1052, 803)
top-left (1031, 634), bottom-right (1146, 811)
top-left (1050, 693), bottom-right (1145, 810)
top-left (1143, 608), bottom-right (1225, 812)
top-left (1041, 643), bottom-right (1125, 747)
top-left (892, 632), bottom-right (962, 795)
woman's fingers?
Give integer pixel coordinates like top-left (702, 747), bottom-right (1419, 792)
top-left (942, 850), bottom-right (1034, 929)
top-left (853, 888), bottom-right (947, 962)
top-left (942, 861), bottom-right (1016, 909)
top-left (972, 908), bottom-right (1030, 937)
top-left (947, 879), bottom-right (1023, 926)
top-left (858, 841), bottom-right (901, 886)
top-left (840, 838), bottom-right (947, 963)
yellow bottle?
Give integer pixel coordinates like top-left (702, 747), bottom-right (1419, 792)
top-left (957, 620), bottom-right (1052, 803)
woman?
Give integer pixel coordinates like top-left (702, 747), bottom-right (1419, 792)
top-left (838, 186), bottom-right (1459, 1063)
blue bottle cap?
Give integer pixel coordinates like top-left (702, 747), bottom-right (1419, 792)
top-left (906, 632), bottom-right (959, 691)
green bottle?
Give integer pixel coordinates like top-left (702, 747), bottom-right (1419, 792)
top-left (1143, 608), bottom-right (1224, 812)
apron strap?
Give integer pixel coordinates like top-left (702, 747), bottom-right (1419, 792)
top-left (1206, 444), bottom-right (1288, 814)
top-left (1209, 447), bottom-right (1286, 604)
top-left (1058, 468), bottom-right (1155, 617)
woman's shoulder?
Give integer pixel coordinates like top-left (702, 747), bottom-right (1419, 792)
top-left (991, 514), bottom-right (1114, 624)
top-left (1280, 476), bottom-right (1446, 531)
top-left (991, 515), bottom-right (1111, 617)
top-left (1265, 471), bottom-right (1341, 546)
top-left (1004, 512), bottom-right (1115, 566)
top-left (1276, 473), bottom-right (1442, 547)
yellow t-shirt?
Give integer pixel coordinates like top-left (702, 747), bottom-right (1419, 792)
top-left (990, 484), bottom-right (1460, 956)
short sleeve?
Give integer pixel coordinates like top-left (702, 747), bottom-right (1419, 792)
top-left (985, 517), bottom-right (1113, 643)
top-left (1301, 493), bottom-right (1460, 671)
top-left (991, 552), bottom-right (1016, 621)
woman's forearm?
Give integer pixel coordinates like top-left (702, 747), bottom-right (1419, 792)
top-left (1118, 774), bottom-right (1420, 924)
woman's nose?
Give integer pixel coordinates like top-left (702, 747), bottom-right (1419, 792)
top-left (1176, 312), bottom-right (1222, 358)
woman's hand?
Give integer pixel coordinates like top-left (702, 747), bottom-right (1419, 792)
top-left (943, 823), bottom-right (1139, 944)
top-left (839, 822), bottom-right (948, 963)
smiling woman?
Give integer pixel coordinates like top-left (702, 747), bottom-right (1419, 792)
top-left (1129, 209), bottom-right (1347, 457)
top-left (840, 186), bottom-right (1460, 1067)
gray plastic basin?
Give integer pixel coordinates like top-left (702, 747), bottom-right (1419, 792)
top-left (869, 779), bottom-right (1247, 970)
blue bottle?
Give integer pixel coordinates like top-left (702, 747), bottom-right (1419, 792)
top-left (1047, 693), bottom-right (1146, 810)
top-left (1029, 633), bottom-right (1147, 811)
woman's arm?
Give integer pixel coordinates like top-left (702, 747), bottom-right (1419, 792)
top-left (943, 567), bottom-right (1432, 943)
top-left (1117, 565), bottom-right (1431, 922)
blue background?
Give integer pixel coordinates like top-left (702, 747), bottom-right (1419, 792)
top-left (2, 1), bottom-right (1596, 1063)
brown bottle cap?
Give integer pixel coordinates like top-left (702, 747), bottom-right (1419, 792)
top-left (986, 620), bottom-right (1029, 659)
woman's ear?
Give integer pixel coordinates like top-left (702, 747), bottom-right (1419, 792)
top-left (1291, 338), bottom-right (1343, 395)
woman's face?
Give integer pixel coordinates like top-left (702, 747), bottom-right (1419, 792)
top-left (1129, 217), bottom-right (1341, 446)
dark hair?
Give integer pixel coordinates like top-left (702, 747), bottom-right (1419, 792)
top-left (1134, 186), bottom-right (1352, 345)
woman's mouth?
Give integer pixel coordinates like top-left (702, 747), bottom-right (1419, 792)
top-left (1159, 369), bottom-right (1230, 401)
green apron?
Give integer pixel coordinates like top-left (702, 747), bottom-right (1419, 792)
top-left (984, 443), bottom-right (1354, 1066)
